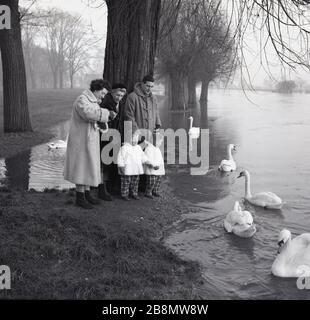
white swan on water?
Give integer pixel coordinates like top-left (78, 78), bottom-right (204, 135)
top-left (224, 201), bottom-right (256, 238)
top-left (47, 138), bottom-right (67, 150)
top-left (218, 144), bottom-right (237, 172)
top-left (237, 169), bottom-right (283, 210)
top-left (271, 229), bottom-right (310, 278)
top-left (188, 116), bottom-right (200, 152)
top-left (188, 116), bottom-right (200, 138)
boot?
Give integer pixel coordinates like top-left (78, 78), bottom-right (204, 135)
top-left (98, 183), bottom-right (113, 201)
top-left (85, 190), bottom-right (101, 205)
top-left (76, 192), bottom-right (93, 209)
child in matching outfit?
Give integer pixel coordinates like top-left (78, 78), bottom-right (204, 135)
top-left (144, 132), bottom-right (165, 198)
top-left (117, 132), bottom-right (155, 201)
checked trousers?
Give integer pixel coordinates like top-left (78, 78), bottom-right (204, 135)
top-left (120, 175), bottom-right (140, 197)
top-left (145, 175), bottom-right (161, 195)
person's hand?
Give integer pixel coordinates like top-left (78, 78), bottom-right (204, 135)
top-left (109, 111), bottom-right (117, 120)
top-left (97, 122), bottom-right (108, 130)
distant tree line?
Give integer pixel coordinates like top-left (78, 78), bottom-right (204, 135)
top-left (0, 7), bottom-right (102, 91)
top-left (156, 0), bottom-right (237, 109)
top-left (2, 0), bottom-right (310, 132)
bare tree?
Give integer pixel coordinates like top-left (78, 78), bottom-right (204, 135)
top-left (22, 22), bottom-right (39, 89)
top-left (42, 9), bottom-right (72, 89)
top-left (98, 0), bottom-right (310, 95)
top-left (0, 0), bottom-right (32, 132)
top-left (224, 0), bottom-right (310, 87)
top-left (157, 0), bottom-right (236, 109)
top-left (66, 16), bottom-right (96, 89)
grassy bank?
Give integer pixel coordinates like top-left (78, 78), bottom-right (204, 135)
top-left (0, 182), bottom-right (202, 299)
top-left (0, 89), bottom-right (80, 158)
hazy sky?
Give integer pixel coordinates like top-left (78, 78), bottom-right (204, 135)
top-left (21, 0), bottom-right (107, 37)
top-left (20, 0), bottom-right (310, 87)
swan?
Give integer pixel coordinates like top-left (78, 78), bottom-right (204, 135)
top-left (224, 201), bottom-right (256, 238)
top-left (237, 170), bottom-right (283, 209)
top-left (271, 229), bottom-right (310, 278)
top-left (218, 144), bottom-right (237, 172)
top-left (188, 116), bottom-right (200, 138)
top-left (47, 138), bottom-right (67, 150)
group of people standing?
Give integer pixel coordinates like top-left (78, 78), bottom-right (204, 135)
top-left (63, 75), bottom-right (163, 209)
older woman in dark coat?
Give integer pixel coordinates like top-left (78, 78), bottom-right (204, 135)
top-left (98, 83), bottom-right (127, 200)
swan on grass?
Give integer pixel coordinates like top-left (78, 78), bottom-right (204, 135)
top-left (218, 144), bottom-right (237, 172)
top-left (224, 201), bottom-right (256, 238)
top-left (271, 229), bottom-right (310, 278)
top-left (237, 170), bottom-right (283, 210)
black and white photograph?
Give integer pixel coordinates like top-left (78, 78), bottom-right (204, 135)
top-left (1, 0), bottom-right (310, 312)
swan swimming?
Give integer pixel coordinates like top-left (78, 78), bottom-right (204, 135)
top-left (271, 229), bottom-right (310, 278)
top-left (237, 170), bottom-right (283, 209)
top-left (47, 138), bottom-right (67, 150)
top-left (224, 201), bottom-right (256, 238)
top-left (188, 116), bottom-right (200, 138)
top-left (218, 144), bottom-right (237, 172)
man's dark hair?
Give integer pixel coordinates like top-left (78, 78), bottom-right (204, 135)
top-left (90, 79), bottom-right (111, 92)
top-left (142, 75), bottom-right (154, 83)
top-left (112, 83), bottom-right (127, 91)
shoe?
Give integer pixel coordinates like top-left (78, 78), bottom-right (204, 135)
top-left (131, 194), bottom-right (140, 200)
top-left (76, 192), bottom-right (94, 209)
top-left (152, 193), bottom-right (161, 198)
top-left (145, 193), bottom-right (154, 199)
top-left (85, 190), bottom-right (101, 205)
top-left (122, 196), bottom-right (131, 201)
top-left (98, 183), bottom-right (113, 201)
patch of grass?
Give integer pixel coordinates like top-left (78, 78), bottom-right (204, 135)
top-left (0, 187), bottom-right (203, 299)
top-left (0, 89), bottom-right (80, 158)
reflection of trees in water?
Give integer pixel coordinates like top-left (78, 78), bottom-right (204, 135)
top-left (198, 101), bottom-right (240, 166)
top-left (5, 151), bottom-right (31, 190)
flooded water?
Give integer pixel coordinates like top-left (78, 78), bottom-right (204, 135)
top-left (164, 89), bottom-right (310, 299)
top-left (1, 89), bottom-right (310, 299)
top-left (0, 121), bottom-right (73, 191)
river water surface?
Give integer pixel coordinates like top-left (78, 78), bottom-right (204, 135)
top-left (163, 89), bottom-right (310, 299)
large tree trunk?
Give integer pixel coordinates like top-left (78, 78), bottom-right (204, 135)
top-left (103, 0), bottom-right (161, 92)
top-left (0, 0), bottom-right (32, 132)
top-left (170, 70), bottom-right (186, 110)
top-left (200, 77), bottom-right (210, 103)
top-left (187, 74), bottom-right (197, 106)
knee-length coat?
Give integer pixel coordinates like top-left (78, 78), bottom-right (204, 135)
top-left (64, 89), bottom-right (110, 186)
